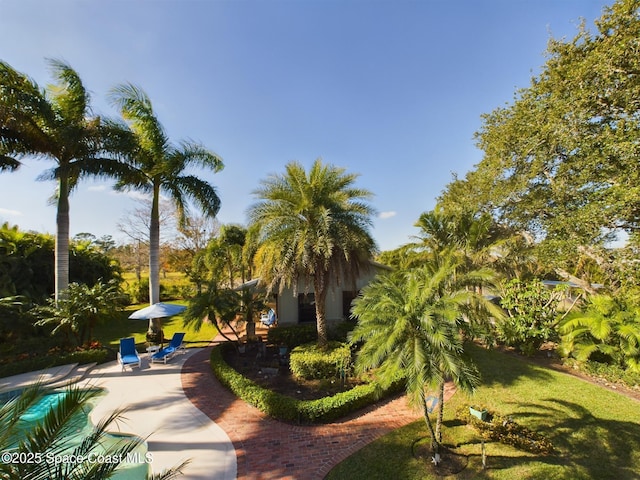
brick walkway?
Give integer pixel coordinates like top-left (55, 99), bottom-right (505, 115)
top-left (181, 347), bottom-right (457, 480)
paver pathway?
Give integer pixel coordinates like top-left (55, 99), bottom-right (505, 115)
top-left (182, 347), bottom-right (457, 480)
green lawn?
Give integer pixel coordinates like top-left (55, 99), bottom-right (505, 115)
top-left (327, 343), bottom-right (640, 480)
top-left (93, 301), bottom-right (221, 350)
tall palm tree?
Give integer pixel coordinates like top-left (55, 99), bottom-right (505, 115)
top-left (350, 255), bottom-right (502, 462)
top-left (0, 60), bottom-right (133, 302)
top-left (248, 159), bottom-right (377, 347)
top-left (108, 83), bottom-right (223, 335)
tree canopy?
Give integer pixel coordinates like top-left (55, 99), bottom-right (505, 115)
top-left (438, 0), bottom-right (640, 282)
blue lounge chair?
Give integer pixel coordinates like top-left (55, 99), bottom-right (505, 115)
top-left (260, 309), bottom-right (277, 328)
top-left (151, 332), bottom-right (186, 364)
top-left (118, 337), bottom-right (141, 371)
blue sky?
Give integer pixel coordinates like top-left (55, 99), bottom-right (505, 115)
top-left (0, 0), bottom-right (610, 251)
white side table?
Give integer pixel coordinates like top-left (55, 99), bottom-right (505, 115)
top-left (146, 345), bottom-right (160, 357)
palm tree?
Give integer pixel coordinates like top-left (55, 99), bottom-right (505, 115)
top-left (108, 83), bottom-right (223, 336)
top-left (0, 384), bottom-right (187, 480)
top-left (0, 60), bottom-right (133, 302)
top-left (559, 294), bottom-right (640, 372)
top-left (350, 255), bottom-right (502, 462)
top-left (35, 279), bottom-right (124, 347)
top-left (248, 159), bottom-right (377, 347)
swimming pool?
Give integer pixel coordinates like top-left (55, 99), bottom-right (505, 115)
top-left (2, 389), bottom-right (150, 479)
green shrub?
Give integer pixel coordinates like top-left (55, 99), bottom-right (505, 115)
top-left (328, 320), bottom-right (357, 342)
top-left (210, 344), bottom-right (402, 424)
top-left (267, 324), bottom-right (317, 348)
top-left (289, 342), bottom-right (352, 380)
top-left (458, 404), bottom-right (554, 454)
top-left (563, 357), bottom-right (640, 388)
top-left (125, 279), bottom-right (149, 304)
top-left (0, 348), bottom-right (110, 378)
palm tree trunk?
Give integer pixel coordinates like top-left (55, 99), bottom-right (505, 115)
top-left (55, 175), bottom-right (71, 303)
top-left (422, 395), bottom-right (440, 461)
top-left (149, 182), bottom-right (161, 305)
top-left (436, 381), bottom-right (445, 443)
top-left (314, 271), bottom-right (329, 348)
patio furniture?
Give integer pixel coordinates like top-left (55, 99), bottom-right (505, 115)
top-left (260, 309), bottom-right (277, 328)
top-left (150, 332), bottom-right (186, 364)
top-left (118, 337), bottom-right (141, 371)
top-left (146, 345), bottom-right (160, 357)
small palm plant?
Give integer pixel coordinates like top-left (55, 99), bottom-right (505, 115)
top-left (559, 294), bottom-right (640, 372)
top-left (34, 280), bottom-right (124, 347)
top-left (0, 384), bottom-right (187, 480)
top-left (350, 255), bottom-right (502, 463)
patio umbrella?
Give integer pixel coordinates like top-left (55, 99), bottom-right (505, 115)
top-left (128, 302), bottom-right (187, 320)
top-left (129, 303), bottom-right (187, 346)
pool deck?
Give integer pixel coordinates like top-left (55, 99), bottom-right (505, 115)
top-left (1, 350), bottom-right (236, 480)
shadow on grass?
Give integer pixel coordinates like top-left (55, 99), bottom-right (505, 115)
top-left (543, 398), bottom-right (640, 479)
top-left (467, 343), bottom-right (554, 387)
top-left (488, 397), bottom-right (640, 479)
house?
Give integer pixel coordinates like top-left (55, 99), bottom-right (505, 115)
top-left (237, 261), bottom-right (391, 326)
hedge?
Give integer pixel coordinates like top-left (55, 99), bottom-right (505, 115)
top-left (209, 343), bottom-right (404, 424)
top-left (289, 342), bottom-right (352, 380)
top-left (0, 348), bottom-right (110, 378)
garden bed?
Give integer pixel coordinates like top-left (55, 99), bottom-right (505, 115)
top-left (221, 342), bottom-right (365, 401)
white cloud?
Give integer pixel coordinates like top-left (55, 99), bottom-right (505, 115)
top-left (112, 190), bottom-right (152, 201)
top-left (378, 211), bottom-right (397, 220)
top-left (87, 185), bottom-right (107, 192)
top-left (0, 208), bottom-right (22, 217)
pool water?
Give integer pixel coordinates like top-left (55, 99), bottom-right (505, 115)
top-left (19, 391), bottom-right (67, 423)
top-left (3, 389), bottom-right (150, 479)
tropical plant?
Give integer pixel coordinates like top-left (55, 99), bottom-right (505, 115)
top-left (249, 159), bottom-right (377, 347)
top-left (183, 282), bottom-right (242, 343)
top-left (409, 207), bottom-right (532, 281)
top-left (0, 60), bottom-right (133, 302)
top-left (559, 293), bottom-right (640, 372)
top-left (349, 255), bottom-right (503, 463)
top-left (0, 384), bottom-right (187, 480)
top-left (497, 278), bottom-right (567, 356)
top-left (108, 83), bottom-right (223, 337)
top-left (0, 223), bottom-right (119, 302)
top-left (35, 279), bottom-right (124, 347)
top-left (0, 295), bottom-right (34, 342)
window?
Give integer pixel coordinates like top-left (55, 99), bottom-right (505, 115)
top-left (298, 293), bottom-right (316, 323)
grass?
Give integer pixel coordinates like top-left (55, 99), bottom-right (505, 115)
top-left (327, 343), bottom-right (640, 480)
top-left (93, 301), bottom-right (221, 350)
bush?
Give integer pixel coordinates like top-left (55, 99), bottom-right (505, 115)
top-left (328, 320), bottom-right (357, 342)
top-left (289, 342), bottom-right (352, 380)
top-left (267, 324), bottom-right (318, 348)
top-left (497, 279), bottom-right (564, 355)
top-left (0, 348), bottom-right (110, 378)
top-left (563, 357), bottom-right (640, 389)
top-left (210, 344), bottom-right (402, 424)
top-left (458, 404), bottom-right (554, 454)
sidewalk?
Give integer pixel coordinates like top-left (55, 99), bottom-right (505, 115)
top-left (85, 350), bottom-right (236, 479)
top-left (0, 351), bottom-right (237, 479)
top-left (182, 346), bottom-right (456, 479)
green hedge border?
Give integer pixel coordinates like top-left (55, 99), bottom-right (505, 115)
top-left (209, 343), bottom-right (404, 424)
top-left (0, 348), bottom-right (110, 379)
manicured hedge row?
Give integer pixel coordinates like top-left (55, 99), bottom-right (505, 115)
top-left (289, 342), bottom-right (352, 380)
top-left (209, 344), bottom-right (404, 424)
top-left (265, 321), bottom-right (358, 349)
top-left (266, 324), bottom-right (317, 349)
top-left (0, 348), bottom-right (110, 378)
